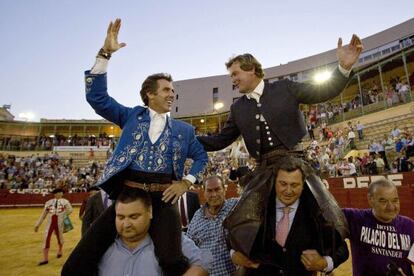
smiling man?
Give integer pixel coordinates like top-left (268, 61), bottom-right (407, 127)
top-left (62, 18), bottom-right (208, 276)
top-left (231, 157), bottom-right (349, 275)
top-left (343, 179), bottom-right (414, 276)
top-left (197, 36), bottom-right (363, 257)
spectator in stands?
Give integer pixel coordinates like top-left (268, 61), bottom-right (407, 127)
top-left (396, 138), bottom-right (404, 153)
top-left (34, 188), bottom-right (73, 265)
top-left (374, 154), bottom-right (385, 174)
top-left (367, 155), bottom-right (378, 175)
top-left (307, 122), bottom-right (315, 140)
top-left (368, 140), bottom-right (377, 156)
top-left (382, 134), bottom-right (394, 151)
top-left (338, 158), bottom-right (350, 176)
top-left (395, 151), bottom-right (413, 172)
top-left (347, 157), bottom-right (358, 177)
top-left (405, 134), bottom-right (414, 158)
top-left (347, 129), bottom-right (356, 149)
top-left (391, 126), bottom-right (401, 139)
top-left (386, 86), bottom-right (394, 107)
top-left (360, 153), bottom-right (369, 175)
top-left (187, 175), bottom-right (238, 275)
top-left (343, 178), bottom-right (414, 276)
top-left (376, 139), bottom-right (389, 171)
top-left (356, 121), bottom-right (364, 140)
top-left (399, 81), bottom-right (411, 103)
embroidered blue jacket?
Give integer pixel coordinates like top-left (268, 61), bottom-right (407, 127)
top-left (85, 71), bottom-right (208, 196)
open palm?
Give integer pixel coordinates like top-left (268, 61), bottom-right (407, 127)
top-left (103, 18), bottom-right (126, 53)
top-left (337, 34), bottom-right (363, 70)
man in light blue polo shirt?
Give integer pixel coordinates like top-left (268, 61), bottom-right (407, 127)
top-left (98, 188), bottom-right (209, 276)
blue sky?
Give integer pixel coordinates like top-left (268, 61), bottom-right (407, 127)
top-left (0, 0), bottom-right (413, 121)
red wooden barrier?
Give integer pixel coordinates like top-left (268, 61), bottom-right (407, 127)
top-left (1, 172), bottom-right (413, 219)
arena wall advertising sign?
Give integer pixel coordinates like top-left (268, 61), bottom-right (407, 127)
top-left (0, 188), bottom-right (88, 207)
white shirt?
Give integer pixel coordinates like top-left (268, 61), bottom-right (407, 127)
top-left (245, 80), bottom-right (265, 103)
top-left (148, 107), bottom-right (168, 143)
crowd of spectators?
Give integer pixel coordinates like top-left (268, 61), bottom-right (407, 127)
top-left (304, 77), bottom-right (412, 130)
top-left (305, 119), bottom-right (414, 178)
top-left (1, 119), bottom-right (414, 193)
top-left (0, 133), bottom-right (116, 151)
top-left (2, 123), bottom-right (414, 193)
top-left (0, 153), bottom-right (104, 191)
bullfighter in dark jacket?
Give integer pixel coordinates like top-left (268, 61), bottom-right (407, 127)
top-left (198, 35), bottom-right (363, 257)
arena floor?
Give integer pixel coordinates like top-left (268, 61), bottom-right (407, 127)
top-left (0, 207), bottom-right (353, 276)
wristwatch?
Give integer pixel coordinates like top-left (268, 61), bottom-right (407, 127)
top-left (96, 48), bottom-right (111, 60)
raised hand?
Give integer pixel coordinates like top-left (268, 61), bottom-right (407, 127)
top-left (102, 18), bottom-right (127, 54)
top-left (337, 34), bottom-right (363, 70)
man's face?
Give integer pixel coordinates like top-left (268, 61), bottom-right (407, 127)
top-left (147, 79), bottom-right (175, 113)
top-left (228, 61), bottom-right (259, 94)
top-left (54, 192), bottom-right (63, 199)
top-left (115, 200), bottom-right (152, 243)
top-left (275, 169), bottom-right (304, 206)
top-left (204, 178), bottom-right (226, 208)
top-left (369, 186), bottom-right (400, 223)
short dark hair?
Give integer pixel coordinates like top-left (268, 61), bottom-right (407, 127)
top-left (275, 156), bottom-right (309, 182)
top-left (139, 73), bottom-right (173, 106)
top-left (225, 53), bottom-right (265, 78)
top-left (367, 178), bottom-right (396, 197)
top-left (52, 188), bottom-right (64, 194)
top-left (204, 175), bottom-right (225, 188)
top-left (115, 187), bottom-right (152, 209)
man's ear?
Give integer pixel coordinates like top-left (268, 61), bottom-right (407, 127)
top-left (146, 91), bottom-right (154, 102)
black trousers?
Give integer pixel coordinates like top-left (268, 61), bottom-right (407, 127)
top-left (62, 190), bottom-right (188, 276)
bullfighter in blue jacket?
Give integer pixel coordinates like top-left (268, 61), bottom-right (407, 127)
top-left (62, 18), bottom-right (208, 276)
